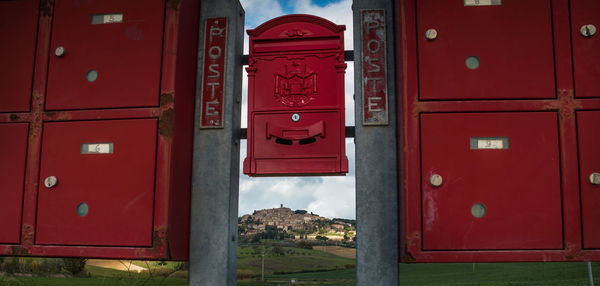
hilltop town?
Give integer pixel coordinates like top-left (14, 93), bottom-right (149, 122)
top-left (238, 205), bottom-right (356, 242)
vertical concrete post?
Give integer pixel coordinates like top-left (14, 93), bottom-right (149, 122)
top-left (353, 0), bottom-right (399, 285)
top-left (189, 0), bottom-right (244, 285)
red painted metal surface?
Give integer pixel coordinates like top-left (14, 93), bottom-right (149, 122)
top-left (571, 0), bottom-right (600, 98)
top-left (578, 111), bottom-right (600, 248)
top-left (0, 0), bottom-right (39, 112)
top-left (251, 111), bottom-right (343, 174)
top-left (397, 0), bottom-right (600, 262)
top-left (0, 0), bottom-right (199, 260)
top-left (0, 124), bottom-right (29, 244)
top-left (199, 18), bottom-right (227, 128)
top-left (36, 119), bottom-right (157, 246)
top-left (244, 14), bottom-right (348, 176)
top-left (421, 112), bottom-right (562, 250)
top-left (417, 0), bottom-right (555, 100)
top-left (45, 0), bottom-right (165, 110)
top-left (361, 10), bottom-right (388, 125)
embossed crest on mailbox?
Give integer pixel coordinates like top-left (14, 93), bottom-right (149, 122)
top-left (243, 15), bottom-right (348, 176)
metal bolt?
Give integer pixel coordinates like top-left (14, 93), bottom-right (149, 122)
top-left (44, 176), bottom-right (58, 188)
top-left (425, 29), bottom-right (438, 40)
top-left (55, 46), bottom-right (66, 57)
top-left (291, 113), bottom-right (300, 122)
top-left (580, 24), bottom-right (597, 37)
top-left (590, 172), bottom-right (600, 185)
top-left (429, 174), bottom-right (443, 187)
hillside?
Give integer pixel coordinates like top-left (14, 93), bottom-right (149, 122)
top-left (238, 205), bottom-right (355, 242)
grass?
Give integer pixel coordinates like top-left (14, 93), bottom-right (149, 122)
top-left (398, 262), bottom-right (600, 286)
top-left (128, 260), bottom-right (185, 271)
top-left (237, 243), bottom-right (355, 276)
top-left (2, 248), bottom-right (599, 285)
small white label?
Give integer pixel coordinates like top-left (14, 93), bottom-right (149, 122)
top-left (464, 0), bottom-right (502, 6)
top-left (81, 143), bottom-right (113, 154)
top-left (477, 139), bottom-right (503, 149)
top-left (470, 137), bottom-right (509, 150)
top-left (91, 13), bottom-right (123, 24)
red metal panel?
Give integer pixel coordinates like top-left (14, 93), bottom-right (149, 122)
top-left (249, 111), bottom-right (345, 174)
top-left (0, 123), bottom-right (28, 244)
top-left (165, 0), bottom-right (200, 261)
top-left (0, 0), bottom-right (197, 260)
top-left (571, 0), bottom-right (600, 98)
top-left (398, 0), bottom-right (600, 263)
top-left (0, 0), bottom-right (38, 112)
top-left (45, 0), bottom-right (165, 110)
top-left (244, 15), bottom-right (348, 176)
top-left (578, 111), bottom-right (600, 248)
top-left (249, 55), bottom-right (343, 111)
top-left (36, 119), bottom-right (157, 246)
top-left (420, 112), bottom-right (562, 250)
top-left (417, 0), bottom-right (555, 100)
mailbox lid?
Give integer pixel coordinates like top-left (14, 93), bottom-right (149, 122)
top-left (0, 123), bottom-right (29, 244)
top-left (247, 14), bottom-right (345, 45)
top-left (248, 111), bottom-right (346, 174)
top-left (0, 0), bottom-right (38, 112)
top-left (36, 119), bottom-right (157, 246)
top-left (578, 111), bottom-right (600, 248)
top-left (571, 0), bottom-right (600, 98)
top-left (46, 0), bottom-right (165, 110)
top-left (417, 0), bottom-right (555, 100)
top-left (251, 56), bottom-right (344, 110)
top-left (420, 112), bottom-right (562, 250)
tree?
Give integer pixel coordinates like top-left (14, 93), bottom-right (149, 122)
top-left (62, 258), bottom-right (86, 275)
top-left (272, 245), bottom-right (285, 256)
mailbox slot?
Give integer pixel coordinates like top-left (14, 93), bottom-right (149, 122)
top-left (0, 124), bottom-right (29, 244)
top-left (248, 111), bottom-right (344, 174)
top-left (36, 119), bottom-right (157, 246)
top-left (420, 112), bottom-right (562, 250)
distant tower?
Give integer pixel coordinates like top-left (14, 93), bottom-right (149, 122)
top-left (280, 204), bottom-right (283, 208)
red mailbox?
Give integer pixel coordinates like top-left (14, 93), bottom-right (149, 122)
top-left (398, 0), bottom-right (600, 262)
top-left (244, 15), bottom-right (348, 176)
top-left (0, 0), bottom-right (199, 260)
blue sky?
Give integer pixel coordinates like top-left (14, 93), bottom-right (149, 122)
top-left (238, 0), bottom-right (356, 219)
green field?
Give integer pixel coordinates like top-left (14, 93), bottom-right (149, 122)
top-left (399, 262), bottom-right (600, 286)
top-left (237, 243), bottom-right (355, 277)
top-left (1, 251), bottom-right (599, 285)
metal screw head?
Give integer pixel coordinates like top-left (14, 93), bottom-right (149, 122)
top-left (291, 113), bottom-right (300, 122)
top-left (55, 46), bottom-right (66, 57)
top-left (580, 24), bottom-right (597, 37)
top-left (590, 172), bottom-right (600, 185)
top-left (429, 174), bottom-right (443, 187)
top-left (44, 176), bottom-right (58, 188)
top-left (425, 29), bottom-right (438, 40)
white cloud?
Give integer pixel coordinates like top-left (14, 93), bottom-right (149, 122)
top-left (291, 0), bottom-right (353, 49)
top-left (239, 139), bottom-right (356, 219)
top-left (240, 0), bottom-right (286, 28)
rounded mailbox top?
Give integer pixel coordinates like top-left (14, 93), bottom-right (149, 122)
top-left (247, 14), bottom-right (346, 39)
